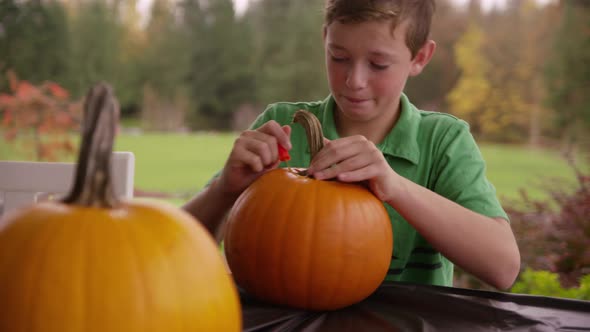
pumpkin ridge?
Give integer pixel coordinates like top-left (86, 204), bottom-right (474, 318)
top-left (144, 211), bottom-right (186, 331)
top-left (322, 190), bottom-right (347, 307)
top-left (82, 210), bottom-right (93, 332)
top-left (250, 186), bottom-right (269, 298)
top-left (83, 210), bottom-right (118, 330)
top-left (0, 221), bottom-right (23, 330)
top-left (305, 179), bottom-right (320, 309)
top-left (351, 199), bottom-right (371, 303)
top-left (29, 211), bottom-right (71, 331)
top-left (116, 210), bottom-right (150, 330)
top-left (77, 209), bottom-right (90, 332)
top-left (0, 211), bottom-right (38, 330)
top-left (276, 172), bottom-right (301, 306)
top-left (258, 174), bottom-right (289, 302)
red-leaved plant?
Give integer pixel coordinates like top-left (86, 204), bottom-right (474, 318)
top-left (507, 160), bottom-right (590, 287)
top-left (0, 70), bottom-right (82, 161)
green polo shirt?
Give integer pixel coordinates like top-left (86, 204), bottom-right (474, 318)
top-left (245, 93), bottom-right (508, 287)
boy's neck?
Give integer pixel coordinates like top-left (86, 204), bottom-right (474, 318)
top-left (334, 102), bottom-right (401, 145)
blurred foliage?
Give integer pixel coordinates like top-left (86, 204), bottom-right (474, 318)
top-left (545, 1), bottom-right (590, 152)
top-left (507, 160), bottom-right (590, 288)
top-left (0, 0), bottom-right (69, 86)
top-left (0, 71), bottom-right (81, 161)
top-left (2, 0), bottom-right (588, 143)
top-left (447, 0), bottom-right (554, 143)
top-left (455, 156), bottom-right (590, 293)
top-left (511, 269), bottom-right (590, 300)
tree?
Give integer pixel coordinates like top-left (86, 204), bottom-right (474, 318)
top-left (476, 0), bottom-right (538, 142)
top-left (184, 0), bottom-right (257, 130)
top-left (545, 1), bottom-right (590, 152)
top-left (140, 0), bottom-right (191, 131)
top-left (0, 0), bottom-right (69, 90)
top-left (114, 0), bottom-right (146, 117)
top-left (247, 0), bottom-right (327, 106)
top-left (406, 0), bottom-right (467, 111)
top-left (446, 22), bottom-right (491, 136)
top-left (65, 0), bottom-right (124, 100)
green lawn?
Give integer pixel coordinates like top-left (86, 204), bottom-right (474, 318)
top-left (1, 132), bottom-right (585, 205)
top-left (480, 144), bottom-right (582, 202)
top-left (114, 133), bottom-right (235, 195)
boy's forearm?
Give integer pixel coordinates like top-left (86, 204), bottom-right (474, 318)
top-left (182, 178), bottom-right (239, 238)
top-left (386, 176), bottom-right (521, 290)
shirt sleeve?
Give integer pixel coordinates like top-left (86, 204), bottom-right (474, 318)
top-left (432, 121), bottom-right (509, 222)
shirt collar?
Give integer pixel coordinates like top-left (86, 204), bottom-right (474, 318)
top-left (320, 93), bottom-right (420, 165)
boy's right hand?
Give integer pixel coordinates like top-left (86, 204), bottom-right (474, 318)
top-left (216, 120), bottom-right (291, 197)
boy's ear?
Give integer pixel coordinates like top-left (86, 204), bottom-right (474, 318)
top-left (409, 40), bottom-right (436, 77)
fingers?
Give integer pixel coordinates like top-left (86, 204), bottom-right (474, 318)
top-left (230, 121), bottom-right (291, 172)
top-left (308, 136), bottom-right (385, 181)
top-left (308, 136), bottom-right (366, 173)
top-left (315, 154), bottom-right (374, 181)
top-left (258, 121), bottom-right (292, 150)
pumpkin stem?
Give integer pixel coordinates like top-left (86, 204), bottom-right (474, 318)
top-left (293, 109), bottom-right (324, 161)
top-left (62, 83), bottom-right (120, 208)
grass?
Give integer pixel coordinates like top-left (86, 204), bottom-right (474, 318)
top-left (114, 132), bottom-right (235, 194)
top-left (480, 144), bottom-right (582, 202)
top-left (1, 132), bottom-right (585, 205)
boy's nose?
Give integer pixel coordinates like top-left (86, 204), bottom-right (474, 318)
top-left (346, 64), bottom-right (368, 90)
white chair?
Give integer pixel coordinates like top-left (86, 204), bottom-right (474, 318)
top-left (0, 151), bottom-right (135, 217)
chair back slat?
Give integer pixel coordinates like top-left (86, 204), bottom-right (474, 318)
top-left (0, 151), bottom-right (135, 217)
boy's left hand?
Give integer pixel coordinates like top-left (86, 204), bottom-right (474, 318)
top-left (307, 135), bottom-right (400, 202)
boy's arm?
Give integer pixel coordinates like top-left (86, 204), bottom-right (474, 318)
top-left (385, 176), bottom-right (520, 290)
top-left (182, 177), bottom-right (240, 238)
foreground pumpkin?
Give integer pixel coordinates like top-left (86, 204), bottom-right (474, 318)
top-left (0, 83), bottom-right (241, 332)
top-left (224, 110), bottom-right (393, 311)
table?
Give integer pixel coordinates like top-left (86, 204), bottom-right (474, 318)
top-left (241, 281), bottom-right (590, 331)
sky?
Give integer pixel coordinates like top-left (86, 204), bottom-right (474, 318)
top-left (138, 0), bottom-right (557, 20)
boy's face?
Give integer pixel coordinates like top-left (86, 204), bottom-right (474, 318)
top-left (324, 20), bottom-right (430, 124)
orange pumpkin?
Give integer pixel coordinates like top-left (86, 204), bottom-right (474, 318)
top-left (0, 83), bottom-right (241, 332)
top-left (224, 110), bottom-right (392, 311)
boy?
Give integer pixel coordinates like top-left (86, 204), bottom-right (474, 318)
top-left (183, 0), bottom-right (520, 290)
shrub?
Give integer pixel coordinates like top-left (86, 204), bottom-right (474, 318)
top-left (0, 70), bottom-right (81, 161)
top-left (506, 159), bottom-right (589, 287)
top-left (511, 268), bottom-right (590, 300)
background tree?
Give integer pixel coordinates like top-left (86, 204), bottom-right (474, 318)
top-left (446, 21), bottom-right (491, 136)
top-left (140, 0), bottom-right (190, 131)
top-left (247, 0), bottom-right (326, 106)
top-left (0, 0), bottom-right (69, 91)
top-left (406, 0), bottom-right (467, 111)
top-left (545, 0), bottom-right (590, 153)
top-left (184, 0), bottom-right (257, 130)
top-left (65, 0), bottom-right (123, 100)
top-left (115, 0), bottom-right (146, 117)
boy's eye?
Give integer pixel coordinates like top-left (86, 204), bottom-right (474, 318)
top-left (371, 62), bottom-right (389, 70)
top-left (330, 55), bottom-right (348, 62)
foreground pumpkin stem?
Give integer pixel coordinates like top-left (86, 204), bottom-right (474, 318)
top-left (62, 83), bottom-right (120, 208)
top-left (293, 109), bottom-right (324, 161)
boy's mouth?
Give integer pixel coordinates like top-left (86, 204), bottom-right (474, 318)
top-left (344, 96), bottom-right (370, 104)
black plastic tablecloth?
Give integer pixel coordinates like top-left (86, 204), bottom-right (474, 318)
top-left (240, 282), bottom-right (590, 331)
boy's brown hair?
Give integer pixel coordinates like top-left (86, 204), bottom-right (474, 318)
top-left (324, 0), bottom-right (435, 58)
